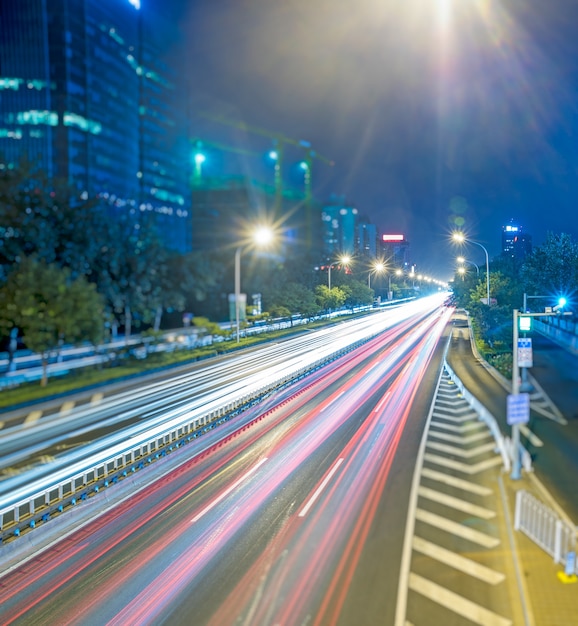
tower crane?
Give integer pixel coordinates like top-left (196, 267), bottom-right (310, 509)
top-left (198, 111), bottom-right (334, 211)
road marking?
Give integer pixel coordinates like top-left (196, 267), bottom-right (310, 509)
top-left (418, 486), bottom-right (495, 519)
top-left (408, 573), bottom-right (511, 625)
top-left (415, 508), bottom-right (499, 548)
top-left (0, 421), bottom-right (4, 429)
top-left (424, 453), bottom-right (503, 475)
top-left (191, 457), bottom-right (268, 523)
top-left (428, 430), bottom-right (491, 444)
top-left (324, 391), bottom-right (344, 409)
top-left (373, 391), bottom-right (391, 412)
top-left (430, 420), bottom-right (485, 433)
top-left (426, 441), bottom-right (496, 458)
top-left (24, 410), bottom-right (43, 425)
top-left (90, 392), bottom-right (104, 406)
top-left (432, 411), bottom-right (479, 423)
top-left (421, 468), bottom-right (492, 496)
top-left (59, 401), bottom-right (75, 415)
top-left (412, 536), bottom-right (505, 584)
top-left (519, 424), bottom-right (543, 447)
top-left (299, 457), bottom-right (344, 517)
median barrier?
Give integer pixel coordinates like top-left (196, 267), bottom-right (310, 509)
top-left (0, 323), bottom-right (378, 544)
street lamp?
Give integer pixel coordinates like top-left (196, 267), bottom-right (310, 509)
top-left (453, 233), bottom-right (490, 306)
top-left (368, 261), bottom-right (385, 289)
top-left (457, 256), bottom-right (480, 275)
top-left (327, 254), bottom-right (351, 290)
top-left (235, 226), bottom-right (274, 343)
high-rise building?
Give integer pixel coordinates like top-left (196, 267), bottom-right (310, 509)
top-left (0, 0), bottom-right (191, 251)
top-left (380, 234), bottom-right (411, 269)
top-left (502, 220), bottom-right (532, 261)
top-left (356, 217), bottom-right (377, 259)
top-left (321, 195), bottom-right (358, 258)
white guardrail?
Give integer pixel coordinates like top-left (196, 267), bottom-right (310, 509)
top-left (0, 329), bottom-right (374, 542)
top-left (515, 490), bottom-right (577, 570)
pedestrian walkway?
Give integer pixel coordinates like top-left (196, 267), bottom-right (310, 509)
top-left (446, 312), bottom-right (578, 626)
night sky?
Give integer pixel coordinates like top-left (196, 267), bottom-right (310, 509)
top-left (153, 0), bottom-right (578, 278)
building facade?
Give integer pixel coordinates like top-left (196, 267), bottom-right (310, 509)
top-left (502, 220), bottom-right (532, 261)
top-left (321, 195), bottom-right (358, 259)
top-left (0, 0), bottom-right (191, 251)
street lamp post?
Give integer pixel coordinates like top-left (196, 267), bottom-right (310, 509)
top-left (453, 234), bottom-right (490, 305)
top-left (457, 256), bottom-right (480, 275)
top-left (327, 255), bottom-right (351, 290)
top-left (235, 227), bottom-right (274, 343)
top-left (368, 261), bottom-right (385, 289)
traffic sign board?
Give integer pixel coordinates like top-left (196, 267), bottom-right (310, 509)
top-left (518, 338), bottom-right (533, 368)
top-left (507, 393), bottom-right (530, 425)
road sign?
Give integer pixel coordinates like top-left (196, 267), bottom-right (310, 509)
top-left (517, 338), bottom-right (533, 368)
top-left (507, 393), bottom-right (530, 425)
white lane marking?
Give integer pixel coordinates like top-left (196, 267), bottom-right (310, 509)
top-left (299, 457), bottom-right (344, 517)
top-left (24, 410), bottom-right (43, 425)
top-left (90, 392), bottom-right (104, 406)
top-left (432, 411), bottom-right (479, 423)
top-left (415, 508), bottom-right (499, 548)
top-left (424, 453), bottom-right (503, 475)
top-left (191, 457), bottom-right (268, 523)
top-left (412, 536), bottom-right (505, 584)
top-left (408, 573), bottom-right (511, 625)
top-left (426, 441), bottom-right (496, 458)
top-left (420, 468), bottom-right (492, 496)
top-left (418, 486), bottom-right (495, 519)
top-left (428, 430), bottom-right (491, 445)
top-left (519, 424), bottom-right (543, 447)
top-left (430, 420), bottom-right (485, 433)
top-left (324, 391), bottom-right (344, 409)
top-left (59, 401), bottom-right (75, 415)
top-left (373, 391), bottom-right (391, 413)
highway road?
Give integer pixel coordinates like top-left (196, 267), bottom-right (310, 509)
top-left (0, 302), bottom-right (452, 624)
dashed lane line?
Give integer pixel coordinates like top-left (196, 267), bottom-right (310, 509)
top-left (420, 468), bottom-right (492, 496)
top-left (90, 392), bottom-right (104, 406)
top-left (417, 486), bottom-right (496, 519)
top-left (415, 508), bottom-right (500, 548)
top-left (412, 536), bottom-right (505, 584)
top-left (24, 410), bottom-right (43, 425)
top-left (408, 573), bottom-right (512, 626)
top-left (59, 401), bottom-right (75, 415)
top-left (519, 424), bottom-right (543, 447)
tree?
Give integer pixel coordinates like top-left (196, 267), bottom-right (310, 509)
top-left (266, 282), bottom-right (319, 323)
top-left (521, 232), bottom-right (578, 301)
top-left (0, 161), bottom-right (107, 281)
top-left (0, 257), bottom-right (104, 385)
top-left (315, 285), bottom-right (346, 311)
top-left (340, 279), bottom-right (373, 309)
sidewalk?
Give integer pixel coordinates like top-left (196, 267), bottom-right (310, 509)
top-left (447, 312), bottom-right (578, 626)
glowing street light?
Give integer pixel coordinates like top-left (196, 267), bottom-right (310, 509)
top-left (368, 261), bottom-right (385, 288)
top-left (457, 256), bottom-right (480, 275)
top-left (235, 226), bottom-right (275, 343)
top-left (328, 254), bottom-right (351, 289)
top-left (453, 233), bottom-right (490, 305)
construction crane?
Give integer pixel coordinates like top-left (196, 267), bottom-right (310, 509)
top-left (191, 138), bottom-right (262, 186)
top-left (198, 111), bottom-right (334, 210)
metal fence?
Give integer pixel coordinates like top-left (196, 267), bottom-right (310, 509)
top-left (514, 489), bottom-right (577, 569)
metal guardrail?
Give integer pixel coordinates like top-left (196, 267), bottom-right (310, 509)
top-left (0, 330), bottom-right (374, 543)
top-left (443, 359), bottom-right (511, 472)
top-left (514, 489), bottom-right (577, 569)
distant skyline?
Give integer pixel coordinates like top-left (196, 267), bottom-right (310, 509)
top-left (153, 0), bottom-right (578, 278)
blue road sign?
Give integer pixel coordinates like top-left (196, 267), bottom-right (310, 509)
top-left (507, 393), bottom-right (530, 425)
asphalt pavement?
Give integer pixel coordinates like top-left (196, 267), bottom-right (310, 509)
top-left (446, 311), bottom-right (578, 626)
